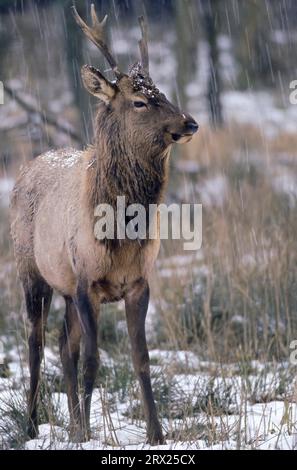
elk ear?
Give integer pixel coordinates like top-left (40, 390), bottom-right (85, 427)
top-left (81, 65), bottom-right (117, 104)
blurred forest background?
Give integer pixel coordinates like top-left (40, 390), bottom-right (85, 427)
top-left (1, 0), bottom-right (297, 164)
top-left (1, 0), bottom-right (297, 362)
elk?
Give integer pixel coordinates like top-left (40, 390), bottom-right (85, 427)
top-left (10, 4), bottom-right (198, 445)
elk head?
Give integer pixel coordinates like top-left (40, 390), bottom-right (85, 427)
top-left (73, 4), bottom-right (198, 156)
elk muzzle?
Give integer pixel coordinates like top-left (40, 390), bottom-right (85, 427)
top-left (169, 117), bottom-right (199, 144)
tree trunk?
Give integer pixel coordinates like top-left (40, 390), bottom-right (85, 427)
top-left (201, 0), bottom-right (223, 128)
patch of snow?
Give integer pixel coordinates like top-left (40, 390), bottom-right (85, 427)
top-left (272, 172), bottom-right (297, 206)
top-left (158, 266), bottom-right (189, 278)
top-left (1, 345), bottom-right (297, 450)
top-left (0, 178), bottom-right (14, 207)
top-left (230, 314), bottom-right (247, 325)
top-left (222, 90), bottom-right (297, 136)
top-left (176, 159), bottom-right (200, 174)
top-left (99, 349), bottom-right (115, 368)
top-left (245, 401), bottom-right (297, 450)
top-left (149, 349), bottom-right (200, 370)
top-left (271, 30), bottom-right (289, 45)
top-left (8, 360), bottom-right (30, 381)
top-left (158, 252), bottom-right (203, 269)
top-left (42, 148), bottom-right (82, 169)
top-left (198, 175), bottom-right (228, 207)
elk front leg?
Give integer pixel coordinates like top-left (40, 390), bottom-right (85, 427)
top-left (74, 285), bottom-right (99, 441)
top-left (125, 279), bottom-right (164, 445)
top-left (59, 297), bottom-right (82, 441)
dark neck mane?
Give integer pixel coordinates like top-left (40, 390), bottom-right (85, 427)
top-left (86, 108), bottom-right (170, 212)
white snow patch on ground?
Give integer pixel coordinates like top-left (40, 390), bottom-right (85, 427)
top-left (222, 91), bottom-right (297, 136)
top-left (1, 350), bottom-right (297, 450)
top-left (16, 391), bottom-right (297, 450)
top-left (149, 349), bottom-right (200, 370)
top-left (272, 172), bottom-right (297, 206)
top-left (197, 175), bottom-right (228, 207)
top-left (0, 178), bottom-right (14, 207)
top-left (176, 159), bottom-right (201, 174)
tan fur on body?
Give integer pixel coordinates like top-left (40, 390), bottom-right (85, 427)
top-left (11, 145), bottom-right (162, 301)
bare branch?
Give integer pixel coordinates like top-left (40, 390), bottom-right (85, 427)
top-left (3, 84), bottom-right (82, 144)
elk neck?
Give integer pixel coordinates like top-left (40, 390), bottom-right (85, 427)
top-left (86, 106), bottom-right (171, 213)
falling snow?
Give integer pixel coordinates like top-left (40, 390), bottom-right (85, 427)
top-left (1, 0), bottom-right (297, 453)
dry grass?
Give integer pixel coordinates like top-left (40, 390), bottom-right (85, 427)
top-left (150, 123), bottom-right (297, 361)
top-left (185, 123), bottom-right (297, 169)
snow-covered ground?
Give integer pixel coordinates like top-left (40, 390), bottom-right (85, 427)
top-left (0, 347), bottom-right (296, 450)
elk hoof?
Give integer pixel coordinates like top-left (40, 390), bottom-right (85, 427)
top-left (69, 426), bottom-right (90, 443)
top-left (147, 425), bottom-right (165, 446)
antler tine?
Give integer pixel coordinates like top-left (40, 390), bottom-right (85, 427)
top-left (138, 15), bottom-right (149, 74)
top-left (72, 3), bottom-right (122, 78)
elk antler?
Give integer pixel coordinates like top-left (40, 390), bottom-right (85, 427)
top-left (72, 3), bottom-right (122, 79)
top-left (138, 16), bottom-right (149, 74)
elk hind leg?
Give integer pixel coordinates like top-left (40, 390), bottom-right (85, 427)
top-left (24, 276), bottom-right (53, 439)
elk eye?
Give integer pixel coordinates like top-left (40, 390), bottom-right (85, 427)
top-left (133, 101), bottom-right (147, 108)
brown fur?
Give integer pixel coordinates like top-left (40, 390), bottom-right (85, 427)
top-left (10, 9), bottom-right (198, 445)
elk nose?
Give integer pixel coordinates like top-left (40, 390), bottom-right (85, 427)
top-left (184, 120), bottom-right (199, 134)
